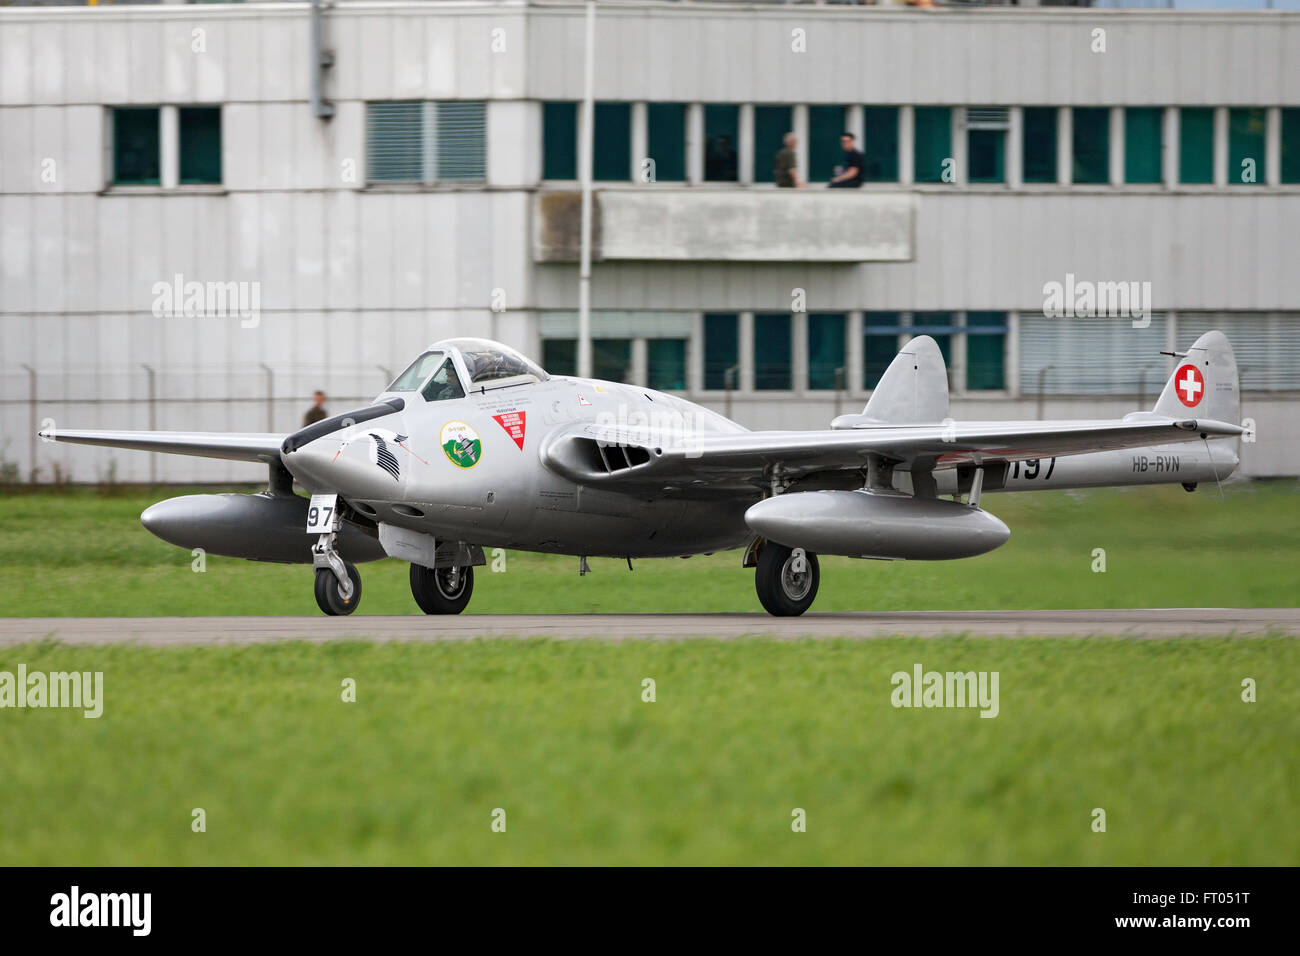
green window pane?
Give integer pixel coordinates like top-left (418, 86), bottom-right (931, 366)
top-left (178, 107), bottom-right (221, 184)
top-left (967, 129), bottom-right (1004, 184)
top-left (704, 313), bottom-right (739, 390)
top-left (1022, 107), bottom-right (1057, 184)
top-left (593, 339), bottom-right (631, 383)
top-left (808, 105), bottom-right (845, 184)
top-left (754, 105), bottom-right (794, 185)
top-left (1179, 107), bottom-right (1213, 184)
top-left (1072, 107), bottom-right (1109, 184)
top-left (862, 106), bottom-right (898, 182)
top-left (543, 339), bottom-right (576, 376)
top-left (647, 339), bottom-right (687, 392)
top-left (807, 313), bottom-right (846, 391)
top-left (1229, 107), bottom-right (1267, 185)
top-left (704, 105), bottom-right (738, 182)
top-left (864, 311), bottom-right (902, 389)
top-left (1283, 109), bottom-right (1300, 184)
top-left (543, 102), bottom-right (578, 180)
top-left (965, 312), bottom-right (1007, 391)
top-left (113, 107), bottom-right (160, 185)
top-left (646, 103), bottom-right (686, 182)
top-left (754, 314), bottom-right (792, 391)
top-left (913, 107), bottom-right (951, 184)
top-left (593, 102), bottom-right (630, 181)
top-left (1124, 107), bottom-right (1162, 184)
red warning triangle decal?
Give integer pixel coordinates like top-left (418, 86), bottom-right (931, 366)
top-left (492, 411), bottom-right (526, 450)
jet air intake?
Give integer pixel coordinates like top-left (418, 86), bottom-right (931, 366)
top-left (745, 490), bottom-right (1010, 560)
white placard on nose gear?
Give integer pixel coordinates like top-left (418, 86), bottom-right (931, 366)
top-left (306, 493), bottom-right (339, 533)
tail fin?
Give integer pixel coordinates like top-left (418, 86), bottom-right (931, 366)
top-left (1152, 330), bottom-right (1239, 427)
top-left (856, 335), bottom-right (950, 425)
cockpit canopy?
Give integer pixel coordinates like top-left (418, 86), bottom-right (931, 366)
top-left (385, 338), bottom-right (548, 402)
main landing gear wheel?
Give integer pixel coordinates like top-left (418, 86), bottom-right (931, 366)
top-left (755, 543), bottom-right (820, 617)
top-left (410, 563), bottom-right (474, 615)
top-left (314, 562), bottom-right (362, 616)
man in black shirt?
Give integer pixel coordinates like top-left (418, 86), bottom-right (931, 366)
top-left (829, 132), bottom-right (864, 188)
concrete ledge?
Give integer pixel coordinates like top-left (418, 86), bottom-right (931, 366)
top-left (534, 189), bottom-right (916, 263)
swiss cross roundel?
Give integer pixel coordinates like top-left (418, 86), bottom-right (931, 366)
top-left (1174, 364), bottom-right (1205, 408)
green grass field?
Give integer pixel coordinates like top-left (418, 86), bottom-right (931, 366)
top-left (1, 482), bottom-right (1296, 865)
top-left (1, 480), bottom-right (1298, 616)
top-left (2, 637), bottom-right (1296, 865)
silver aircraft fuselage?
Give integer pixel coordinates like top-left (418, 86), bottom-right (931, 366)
top-left (282, 375), bottom-right (756, 559)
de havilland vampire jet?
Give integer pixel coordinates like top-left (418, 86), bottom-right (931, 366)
top-left (41, 331), bottom-right (1245, 616)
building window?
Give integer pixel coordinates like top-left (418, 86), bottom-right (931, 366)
top-left (808, 105), bottom-right (846, 184)
top-left (808, 314), bottom-right (846, 391)
top-left (704, 313), bottom-right (740, 390)
top-left (366, 101), bottom-right (486, 184)
top-left (1179, 107), bottom-right (1214, 184)
top-left (543, 339), bottom-right (577, 376)
top-left (1022, 107), bottom-right (1057, 184)
top-left (436, 101), bottom-right (487, 181)
top-left (178, 107), bottom-right (221, 185)
top-left (1019, 315), bottom-right (1168, 396)
top-left (593, 339), bottom-right (631, 383)
top-left (862, 106), bottom-right (899, 182)
top-left (1283, 109), bottom-right (1300, 184)
top-left (754, 314), bottom-right (792, 390)
top-left (755, 105), bottom-right (794, 185)
top-left (704, 105), bottom-right (739, 182)
top-left (1071, 107), bottom-right (1109, 184)
top-left (1229, 107), bottom-right (1267, 185)
top-left (648, 339), bottom-right (687, 391)
top-left (967, 108), bottom-right (1008, 184)
top-left (864, 312), bottom-right (903, 389)
top-left (1124, 108), bottom-right (1162, 184)
top-left (914, 107), bottom-right (951, 184)
top-left (647, 103), bottom-right (686, 182)
top-left (965, 312), bottom-right (1007, 391)
top-left (543, 102), bottom-right (578, 180)
top-left (112, 107), bottom-right (161, 185)
top-left (594, 102), bottom-right (631, 182)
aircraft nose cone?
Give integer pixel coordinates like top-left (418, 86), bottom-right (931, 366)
top-left (281, 427), bottom-right (412, 498)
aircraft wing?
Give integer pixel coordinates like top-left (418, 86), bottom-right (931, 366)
top-left (38, 428), bottom-right (284, 464)
top-left (542, 416), bottom-right (1246, 490)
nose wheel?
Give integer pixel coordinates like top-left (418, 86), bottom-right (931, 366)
top-left (755, 543), bottom-right (820, 617)
top-left (314, 562), bottom-right (362, 615)
top-left (410, 562), bottom-right (474, 615)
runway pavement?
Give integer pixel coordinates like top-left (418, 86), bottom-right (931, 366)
top-left (0, 608), bottom-right (1297, 645)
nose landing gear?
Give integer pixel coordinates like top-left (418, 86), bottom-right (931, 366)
top-left (311, 512), bottom-right (362, 615)
top-left (755, 543), bottom-right (820, 617)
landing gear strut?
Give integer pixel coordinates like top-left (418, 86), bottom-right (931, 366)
top-left (410, 562), bottom-right (474, 615)
top-left (755, 543), bottom-right (820, 617)
top-left (312, 521), bottom-right (362, 615)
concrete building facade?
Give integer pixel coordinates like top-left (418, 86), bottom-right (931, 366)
top-left (1, 2), bottom-right (1297, 483)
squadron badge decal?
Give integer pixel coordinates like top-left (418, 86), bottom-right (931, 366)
top-left (441, 421), bottom-right (483, 469)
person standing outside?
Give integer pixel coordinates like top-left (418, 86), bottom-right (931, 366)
top-left (774, 132), bottom-right (804, 188)
top-left (829, 132), bottom-right (864, 188)
top-left (302, 390), bottom-right (329, 427)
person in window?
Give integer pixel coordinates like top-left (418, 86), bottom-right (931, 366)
top-left (774, 132), bottom-right (804, 188)
top-left (302, 391), bottom-right (328, 427)
top-left (829, 132), bottom-right (864, 188)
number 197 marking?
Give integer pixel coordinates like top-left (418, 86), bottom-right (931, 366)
top-left (1012, 457), bottom-right (1056, 480)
